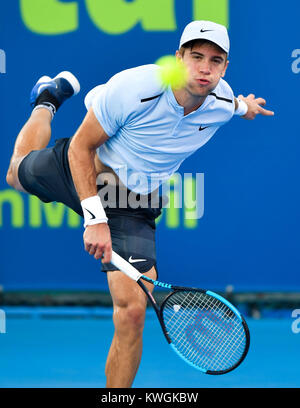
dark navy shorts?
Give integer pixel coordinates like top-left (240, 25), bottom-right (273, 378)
top-left (18, 137), bottom-right (162, 273)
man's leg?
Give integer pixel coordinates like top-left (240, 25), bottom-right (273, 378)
top-left (6, 108), bottom-right (52, 191)
top-left (6, 71), bottom-right (80, 191)
top-left (105, 267), bottom-right (157, 388)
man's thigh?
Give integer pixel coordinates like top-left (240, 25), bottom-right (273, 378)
top-left (102, 210), bottom-right (159, 275)
top-left (107, 267), bottom-right (157, 309)
top-left (17, 137), bottom-right (82, 215)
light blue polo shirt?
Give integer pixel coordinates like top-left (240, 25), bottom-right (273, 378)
top-left (84, 64), bottom-right (235, 194)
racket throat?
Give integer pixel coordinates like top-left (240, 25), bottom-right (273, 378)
top-left (137, 280), bottom-right (171, 343)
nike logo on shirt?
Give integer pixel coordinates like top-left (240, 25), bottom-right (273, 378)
top-left (199, 125), bottom-right (209, 131)
top-left (128, 256), bottom-right (147, 263)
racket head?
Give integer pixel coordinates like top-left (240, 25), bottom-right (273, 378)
top-left (159, 288), bottom-right (250, 375)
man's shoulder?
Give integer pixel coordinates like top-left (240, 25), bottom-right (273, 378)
top-left (202, 79), bottom-right (235, 124)
top-left (111, 64), bottom-right (165, 100)
top-left (85, 64), bottom-right (164, 111)
top-left (210, 78), bottom-right (234, 103)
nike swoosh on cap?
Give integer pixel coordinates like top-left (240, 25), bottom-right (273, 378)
top-left (129, 256), bottom-right (147, 263)
top-left (200, 29), bottom-right (214, 32)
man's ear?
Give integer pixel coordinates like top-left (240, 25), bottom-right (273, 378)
top-left (175, 50), bottom-right (183, 61)
top-left (221, 59), bottom-right (229, 77)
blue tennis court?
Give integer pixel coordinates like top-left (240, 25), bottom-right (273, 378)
top-left (0, 307), bottom-right (299, 388)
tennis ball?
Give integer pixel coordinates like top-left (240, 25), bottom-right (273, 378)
top-left (155, 55), bottom-right (188, 89)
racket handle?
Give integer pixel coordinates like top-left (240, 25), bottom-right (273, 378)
top-left (111, 251), bottom-right (142, 281)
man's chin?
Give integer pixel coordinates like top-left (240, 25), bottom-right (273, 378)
top-left (189, 88), bottom-right (212, 98)
top-left (186, 83), bottom-right (216, 98)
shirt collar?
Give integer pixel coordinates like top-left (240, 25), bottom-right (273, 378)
top-left (165, 86), bottom-right (214, 116)
top-left (165, 86), bottom-right (184, 115)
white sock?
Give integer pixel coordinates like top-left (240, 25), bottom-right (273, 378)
top-left (32, 103), bottom-right (56, 120)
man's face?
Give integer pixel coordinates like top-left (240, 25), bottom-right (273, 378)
top-left (176, 42), bottom-right (229, 97)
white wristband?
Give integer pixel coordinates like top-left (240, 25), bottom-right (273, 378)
top-left (81, 195), bottom-right (108, 228)
top-left (235, 99), bottom-right (248, 116)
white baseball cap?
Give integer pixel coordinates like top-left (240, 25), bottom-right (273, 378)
top-left (179, 20), bottom-right (230, 54)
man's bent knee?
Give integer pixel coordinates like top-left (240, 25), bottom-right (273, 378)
top-left (6, 157), bottom-right (27, 192)
top-left (6, 167), bottom-right (20, 190)
top-left (6, 167), bottom-right (15, 187)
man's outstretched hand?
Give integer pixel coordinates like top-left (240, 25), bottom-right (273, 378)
top-left (83, 223), bottom-right (112, 263)
top-left (238, 94), bottom-right (274, 120)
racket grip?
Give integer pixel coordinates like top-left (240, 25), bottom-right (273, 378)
top-left (111, 251), bottom-right (142, 281)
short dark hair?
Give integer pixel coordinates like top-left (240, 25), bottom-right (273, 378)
top-left (179, 39), bottom-right (227, 59)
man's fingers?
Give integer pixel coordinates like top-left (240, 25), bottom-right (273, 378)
top-left (91, 242), bottom-right (112, 262)
top-left (102, 243), bottom-right (112, 264)
top-left (88, 245), bottom-right (97, 256)
top-left (84, 241), bottom-right (92, 251)
top-left (94, 245), bottom-right (104, 260)
top-left (83, 223), bottom-right (112, 261)
top-left (84, 237), bottom-right (91, 252)
top-left (259, 107), bottom-right (275, 116)
top-left (237, 93), bottom-right (274, 118)
top-left (85, 242), bottom-right (112, 261)
top-left (84, 241), bottom-right (100, 256)
top-left (255, 97), bottom-right (266, 106)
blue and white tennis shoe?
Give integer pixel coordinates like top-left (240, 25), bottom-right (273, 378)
top-left (30, 71), bottom-right (80, 108)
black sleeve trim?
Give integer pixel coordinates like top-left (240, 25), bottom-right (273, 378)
top-left (141, 93), bottom-right (163, 103)
top-left (209, 92), bottom-right (233, 103)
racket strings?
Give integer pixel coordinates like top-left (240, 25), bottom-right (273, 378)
top-left (178, 297), bottom-right (245, 370)
top-left (168, 294), bottom-right (240, 365)
top-left (172, 297), bottom-right (245, 371)
top-left (167, 292), bottom-right (233, 345)
top-left (162, 291), bottom-right (246, 372)
top-left (189, 299), bottom-right (245, 368)
top-left (166, 298), bottom-right (244, 371)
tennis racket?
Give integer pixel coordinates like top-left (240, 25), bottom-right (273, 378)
top-left (111, 250), bottom-right (250, 375)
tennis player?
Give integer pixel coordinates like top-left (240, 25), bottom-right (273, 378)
top-left (6, 21), bottom-right (273, 387)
